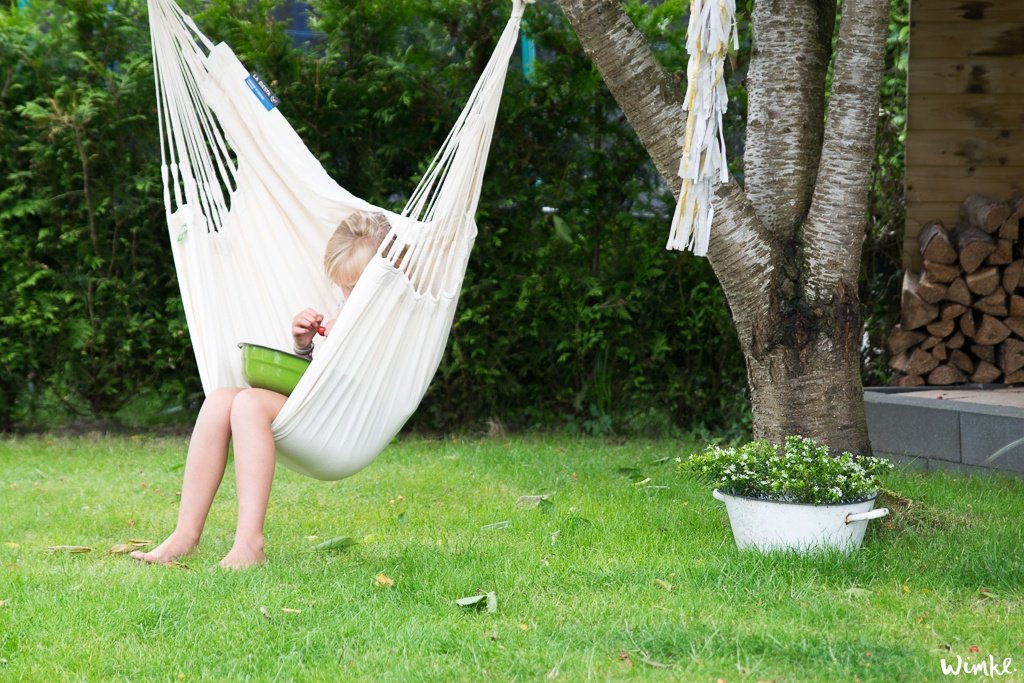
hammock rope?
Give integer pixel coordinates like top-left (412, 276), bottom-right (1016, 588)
top-left (148, 0), bottom-right (527, 479)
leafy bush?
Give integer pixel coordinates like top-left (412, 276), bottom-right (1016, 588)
top-left (861, 0), bottom-right (908, 385)
top-left (678, 435), bottom-right (894, 504)
top-left (1, 0), bottom-right (911, 434)
top-left (0, 0), bottom-right (197, 427)
top-left (1, 0), bottom-right (751, 434)
top-left (2, 0), bottom-right (910, 435)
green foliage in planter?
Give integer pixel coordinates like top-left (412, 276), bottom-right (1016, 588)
top-left (679, 435), bottom-right (895, 505)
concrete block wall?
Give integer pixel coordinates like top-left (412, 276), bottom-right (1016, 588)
top-left (864, 388), bottom-right (1024, 477)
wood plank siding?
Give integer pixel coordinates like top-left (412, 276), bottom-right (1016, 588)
top-left (905, 1), bottom-right (1024, 270)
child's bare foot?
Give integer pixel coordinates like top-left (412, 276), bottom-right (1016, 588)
top-left (218, 539), bottom-right (266, 569)
top-left (130, 532), bottom-right (199, 564)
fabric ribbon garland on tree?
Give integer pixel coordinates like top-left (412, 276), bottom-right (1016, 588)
top-left (667, 0), bottom-right (737, 256)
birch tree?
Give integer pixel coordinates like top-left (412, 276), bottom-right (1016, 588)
top-left (555, 0), bottom-right (890, 455)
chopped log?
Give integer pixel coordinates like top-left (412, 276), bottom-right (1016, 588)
top-left (999, 338), bottom-right (1024, 375)
top-left (971, 344), bottom-right (996, 364)
top-left (970, 360), bottom-right (1002, 384)
top-left (921, 336), bottom-right (941, 351)
top-left (1003, 261), bottom-right (1024, 293)
top-left (918, 220), bottom-right (958, 264)
top-left (999, 219), bottom-right (1020, 241)
top-left (895, 374), bottom-right (925, 387)
top-left (1004, 317), bottom-right (1024, 339)
top-left (886, 325), bottom-right (928, 356)
top-left (889, 348), bottom-right (938, 375)
top-left (917, 271), bottom-right (948, 303)
top-left (976, 314), bottom-right (1012, 345)
top-left (953, 223), bottom-right (997, 273)
top-left (941, 303), bottom-right (968, 320)
top-left (923, 260), bottom-right (961, 284)
top-left (960, 194), bottom-right (1010, 233)
top-left (928, 364), bottom-right (966, 385)
top-left (965, 267), bottom-right (1000, 296)
top-left (901, 272), bottom-right (940, 330)
top-left (960, 311), bottom-right (977, 339)
top-left (950, 349), bottom-right (974, 375)
top-left (888, 350), bottom-right (908, 372)
top-left (999, 217), bottom-right (1020, 241)
top-left (926, 318), bottom-right (955, 338)
top-left (947, 331), bottom-right (965, 349)
top-left (1011, 294), bottom-right (1024, 318)
top-left (986, 238), bottom-right (1014, 266)
top-left (945, 278), bottom-right (972, 306)
top-left (932, 342), bottom-right (948, 361)
top-left (900, 348), bottom-right (941, 376)
top-left (999, 196), bottom-right (1024, 241)
top-left (973, 291), bottom-right (1008, 317)
top-left (1006, 369), bottom-right (1024, 384)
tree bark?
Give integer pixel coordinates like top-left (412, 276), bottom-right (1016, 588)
top-left (555, 0), bottom-right (889, 456)
top-left (745, 0), bottom-right (835, 238)
top-left (804, 0), bottom-right (890, 294)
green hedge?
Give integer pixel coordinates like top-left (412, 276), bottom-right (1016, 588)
top-left (0, 0), bottom-right (776, 434)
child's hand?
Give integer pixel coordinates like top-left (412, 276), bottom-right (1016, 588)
top-left (292, 308), bottom-right (323, 349)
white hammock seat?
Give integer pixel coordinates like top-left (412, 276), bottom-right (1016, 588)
top-left (148, 0), bottom-right (526, 479)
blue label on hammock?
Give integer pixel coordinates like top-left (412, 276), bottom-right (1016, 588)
top-left (245, 71), bottom-right (280, 111)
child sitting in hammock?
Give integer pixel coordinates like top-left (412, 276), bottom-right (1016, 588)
top-left (132, 210), bottom-right (391, 569)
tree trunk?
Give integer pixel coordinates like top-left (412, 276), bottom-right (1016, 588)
top-left (556, 0), bottom-right (890, 455)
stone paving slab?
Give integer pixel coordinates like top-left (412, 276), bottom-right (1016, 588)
top-left (864, 399), bottom-right (961, 462)
top-left (865, 386), bottom-right (1024, 477)
top-left (891, 387), bottom-right (1024, 409)
top-left (960, 413), bottom-right (1024, 474)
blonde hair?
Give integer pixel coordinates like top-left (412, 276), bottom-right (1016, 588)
top-left (324, 211), bottom-right (391, 285)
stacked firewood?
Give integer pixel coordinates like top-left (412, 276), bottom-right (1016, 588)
top-left (888, 194), bottom-right (1024, 386)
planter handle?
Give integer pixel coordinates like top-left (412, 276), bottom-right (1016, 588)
top-left (712, 489), bottom-right (727, 503)
top-left (845, 508), bottom-right (889, 525)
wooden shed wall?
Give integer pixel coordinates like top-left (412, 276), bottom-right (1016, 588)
top-left (904, 0), bottom-right (1024, 271)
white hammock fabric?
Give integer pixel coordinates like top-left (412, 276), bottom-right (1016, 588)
top-left (148, 0), bottom-right (525, 479)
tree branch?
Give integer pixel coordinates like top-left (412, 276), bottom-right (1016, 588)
top-left (555, 0), bottom-right (684, 195)
top-left (803, 0), bottom-right (890, 297)
top-left (708, 180), bottom-right (776, 343)
top-left (554, 0), bottom-right (773, 312)
top-left (744, 0), bottom-right (835, 238)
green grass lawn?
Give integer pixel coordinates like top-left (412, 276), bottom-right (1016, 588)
top-left (1, 434), bottom-right (1022, 682)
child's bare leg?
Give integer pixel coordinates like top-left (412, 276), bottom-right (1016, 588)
top-left (219, 388), bottom-right (287, 569)
top-left (132, 387), bottom-right (241, 564)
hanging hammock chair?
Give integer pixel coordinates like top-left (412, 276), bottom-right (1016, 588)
top-left (148, 0), bottom-right (526, 480)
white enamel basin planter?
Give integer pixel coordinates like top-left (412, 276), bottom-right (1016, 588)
top-left (712, 489), bottom-right (889, 553)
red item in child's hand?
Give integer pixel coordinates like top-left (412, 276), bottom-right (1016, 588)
top-left (317, 325), bottom-right (326, 336)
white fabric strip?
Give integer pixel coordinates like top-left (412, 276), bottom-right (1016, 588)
top-left (667, 0), bottom-right (737, 256)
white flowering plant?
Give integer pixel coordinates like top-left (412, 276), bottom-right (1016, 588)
top-left (678, 435), bottom-right (894, 505)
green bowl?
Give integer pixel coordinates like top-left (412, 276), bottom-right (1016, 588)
top-left (239, 343), bottom-right (311, 396)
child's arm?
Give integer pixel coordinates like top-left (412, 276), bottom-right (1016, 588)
top-left (291, 308), bottom-right (323, 357)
